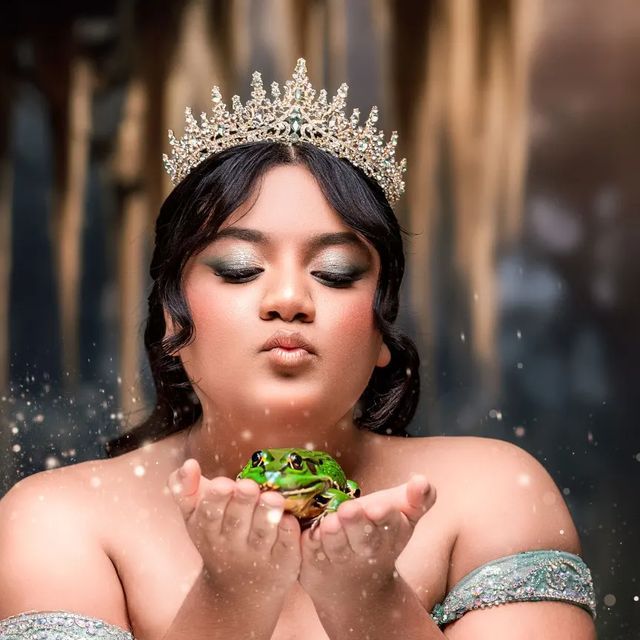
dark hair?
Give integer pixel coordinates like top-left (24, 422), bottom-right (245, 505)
top-left (104, 141), bottom-right (420, 457)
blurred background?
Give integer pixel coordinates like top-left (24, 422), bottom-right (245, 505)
top-left (0, 0), bottom-right (638, 636)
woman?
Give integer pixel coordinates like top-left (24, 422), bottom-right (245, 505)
top-left (0, 60), bottom-right (596, 639)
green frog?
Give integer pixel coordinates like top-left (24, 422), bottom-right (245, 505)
top-left (236, 448), bottom-right (361, 529)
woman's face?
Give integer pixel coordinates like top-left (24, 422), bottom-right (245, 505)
top-left (171, 164), bottom-right (391, 430)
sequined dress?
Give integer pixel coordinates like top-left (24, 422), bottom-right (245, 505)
top-left (0, 549), bottom-right (596, 638)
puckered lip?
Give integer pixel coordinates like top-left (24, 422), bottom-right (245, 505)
top-left (261, 330), bottom-right (317, 354)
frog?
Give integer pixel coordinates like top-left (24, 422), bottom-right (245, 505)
top-left (236, 448), bottom-right (361, 530)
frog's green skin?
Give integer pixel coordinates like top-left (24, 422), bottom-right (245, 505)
top-left (237, 448), bottom-right (361, 529)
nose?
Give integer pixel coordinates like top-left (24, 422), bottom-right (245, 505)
top-left (259, 269), bottom-right (315, 323)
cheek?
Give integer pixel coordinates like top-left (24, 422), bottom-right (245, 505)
top-left (323, 290), bottom-right (380, 358)
top-left (180, 280), bottom-right (252, 367)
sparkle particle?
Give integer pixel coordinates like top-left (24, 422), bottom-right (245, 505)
top-left (266, 508), bottom-right (282, 525)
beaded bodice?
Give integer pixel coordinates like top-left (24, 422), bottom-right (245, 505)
top-left (0, 550), bottom-right (596, 637)
top-left (0, 611), bottom-right (133, 639)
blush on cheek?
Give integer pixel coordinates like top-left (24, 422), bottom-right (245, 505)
top-left (330, 296), bottom-right (379, 354)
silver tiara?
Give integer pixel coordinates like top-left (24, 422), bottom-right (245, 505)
top-left (163, 58), bottom-right (406, 204)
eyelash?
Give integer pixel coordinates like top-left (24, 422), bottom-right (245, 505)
top-left (214, 268), bottom-right (358, 288)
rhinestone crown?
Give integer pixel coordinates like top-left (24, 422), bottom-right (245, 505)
top-left (163, 58), bottom-right (406, 204)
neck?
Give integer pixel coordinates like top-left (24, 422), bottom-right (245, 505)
top-left (181, 403), bottom-right (370, 481)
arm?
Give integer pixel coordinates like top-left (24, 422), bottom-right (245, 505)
top-left (441, 438), bottom-right (597, 639)
top-left (299, 475), bottom-right (444, 639)
top-left (313, 572), bottom-right (446, 640)
top-left (160, 568), bottom-right (289, 640)
top-left (0, 470), bottom-right (130, 631)
top-left (162, 459), bottom-right (301, 640)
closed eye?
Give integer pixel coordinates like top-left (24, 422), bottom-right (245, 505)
top-left (213, 268), bottom-right (361, 288)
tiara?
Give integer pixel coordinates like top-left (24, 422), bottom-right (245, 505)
top-left (163, 58), bottom-right (406, 204)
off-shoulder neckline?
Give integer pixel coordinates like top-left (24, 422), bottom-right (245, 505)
top-left (0, 609), bottom-right (133, 636)
top-left (448, 548), bottom-right (588, 589)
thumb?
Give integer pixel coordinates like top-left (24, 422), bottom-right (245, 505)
top-left (403, 474), bottom-right (436, 527)
top-left (167, 458), bottom-right (201, 521)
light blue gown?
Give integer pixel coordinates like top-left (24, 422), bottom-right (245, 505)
top-left (0, 549), bottom-right (596, 638)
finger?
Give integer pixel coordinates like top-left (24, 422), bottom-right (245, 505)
top-left (336, 501), bottom-right (378, 556)
top-left (220, 478), bottom-right (261, 538)
top-left (248, 491), bottom-right (285, 548)
top-left (317, 512), bottom-right (352, 563)
top-left (167, 458), bottom-right (201, 522)
top-left (198, 476), bottom-right (236, 534)
top-left (404, 475), bottom-right (436, 527)
top-left (301, 521), bottom-right (324, 563)
top-left (365, 502), bottom-right (404, 532)
top-left (272, 513), bottom-right (301, 559)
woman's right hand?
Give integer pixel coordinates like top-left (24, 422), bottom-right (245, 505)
top-left (167, 458), bottom-right (301, 599)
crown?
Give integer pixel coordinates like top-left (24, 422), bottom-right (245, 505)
top-left (163, 58), bottom-right (406, 204)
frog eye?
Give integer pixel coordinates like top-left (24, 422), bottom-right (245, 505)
top-left (288, 452), bottom-right (303, 470)
top-left (251, 450), bottom-right (266, 467)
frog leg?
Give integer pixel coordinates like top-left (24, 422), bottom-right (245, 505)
top-left (345, 479), bottom-right (361, 498)
top-left (307, 488), bottom-right (355, 533)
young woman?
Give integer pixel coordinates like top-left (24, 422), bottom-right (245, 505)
top-left (0, 60), bottom-right (596, 640)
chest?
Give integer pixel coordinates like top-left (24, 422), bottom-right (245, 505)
top-left (107, 439), bottom-right (458, 640)
top-left (110, 506), bottom-right (452, 640)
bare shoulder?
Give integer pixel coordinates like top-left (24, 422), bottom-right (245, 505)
top-left (0, 459), bottom-right (131, 629)
top-left (440, 435), bottom-right (583, 587)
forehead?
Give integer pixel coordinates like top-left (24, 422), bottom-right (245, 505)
top-left (216, 164), bottom-right (376, 259)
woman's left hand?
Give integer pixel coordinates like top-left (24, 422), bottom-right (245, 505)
top-left (298, 474), bottom-right (436, 604)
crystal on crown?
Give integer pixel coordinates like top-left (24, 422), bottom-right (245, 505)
top-left (163, 58), bottom-right (406, 204)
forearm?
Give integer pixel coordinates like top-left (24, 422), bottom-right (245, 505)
top-left (161, 570), bottom-right (286, 640)
top-left (313, 575), bottom-right (446, 640)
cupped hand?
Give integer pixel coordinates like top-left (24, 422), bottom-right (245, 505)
top-left (167, 458), bottom-right (302, 598)
top-left (298, 474), bottom-right (436, 603)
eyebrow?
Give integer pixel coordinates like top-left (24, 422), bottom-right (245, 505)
top-left (213, 227), bottom-right (372, 257)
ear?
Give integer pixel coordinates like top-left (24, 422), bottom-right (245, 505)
top-left (376, 341), bottom-right (391, 368)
